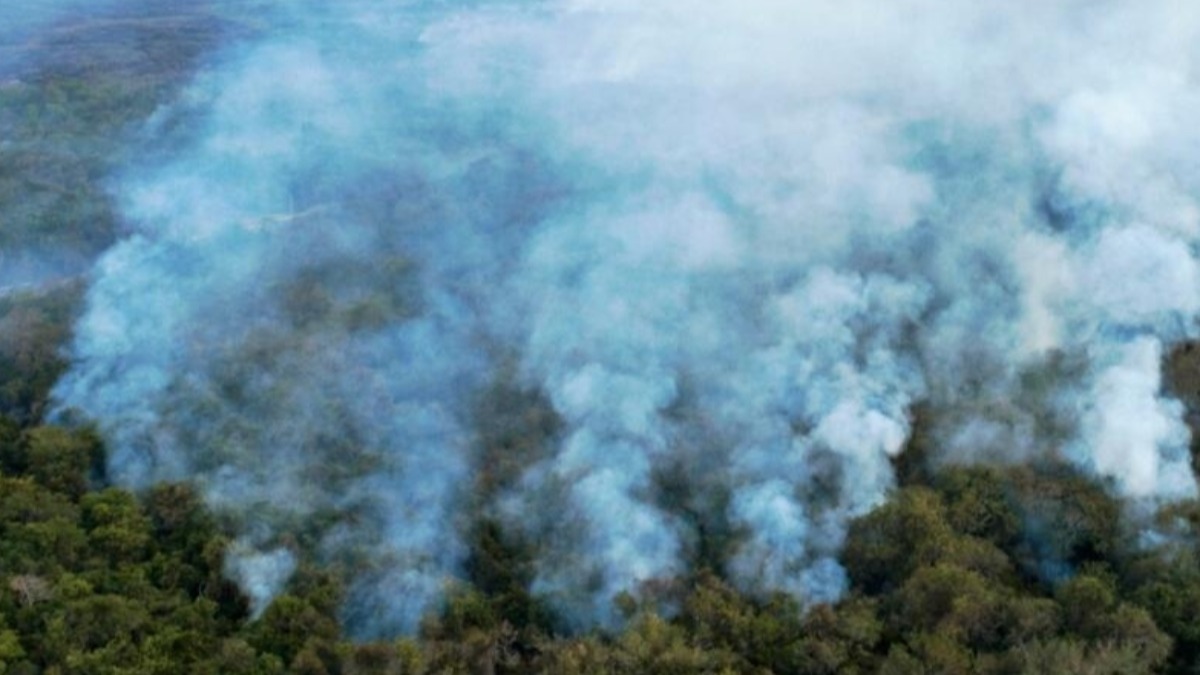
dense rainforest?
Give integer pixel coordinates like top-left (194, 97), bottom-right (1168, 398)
top-left (6, 293), bottom-right (1200, 675)
top-left (4, 296), bottom-right (1200, 673)
top-left (6, 2), bottom-right (1200, 674)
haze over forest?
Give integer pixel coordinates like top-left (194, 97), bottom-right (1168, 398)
top-left (4, 1), bottom-right (1200, 673)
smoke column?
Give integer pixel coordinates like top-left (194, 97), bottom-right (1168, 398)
top-left (52, 0), bottom-right (1200, 635)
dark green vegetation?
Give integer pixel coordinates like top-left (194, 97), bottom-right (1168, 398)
top-left (6, 5), bottom-right (1200, 674)
top-left (7, 295), bottom-right (1200, 674)
top-left (8, 410), bottom-right (1200, 675)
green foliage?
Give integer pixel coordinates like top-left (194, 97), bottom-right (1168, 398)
top-left (0, 424), bottom-right (280, 673)
top-left (462, 519), bottom-right (553, 634)
top-left (679, 572), bottom-right (809, 672)
top-left (81, 488), bottom-right (152, 564)
top-left (935, 467), bottom-right (1021, 549)
top-left (249, 594), bottom-right (340, 669)
top-left (0, 625), bottom-right (26, 672)
top-left (1129, 554), bottom-right (1200, 671)
top-left (0, 285), bottom-right (82, 424)
top-left (0, 420), bottom-right (1191, 675)
top-left (23, 426), bottom-right (101, 499)
top-left (842, 487), bottom-right (957, 594)
top-left (609, 612), bottom-right (737, 674)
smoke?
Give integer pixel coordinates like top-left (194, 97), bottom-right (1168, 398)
top-left (226, 542), bottom-right (297, 619)
top-left (51, 0), bottom-right (1200, 635)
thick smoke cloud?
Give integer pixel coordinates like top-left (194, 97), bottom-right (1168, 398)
top-left (52, 0), bottom-right (1200, 635)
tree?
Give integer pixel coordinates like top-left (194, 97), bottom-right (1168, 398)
top-left (22, 426), bottom-right (101, 501)
top-left (80, 488), bottom-right (151, 564)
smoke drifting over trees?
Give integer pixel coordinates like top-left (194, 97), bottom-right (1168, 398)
top-left (43, 0), bottom-right (1200, 639)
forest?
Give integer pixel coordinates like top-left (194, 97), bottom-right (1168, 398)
top-left (5, 1), bottom-right (1200, 673)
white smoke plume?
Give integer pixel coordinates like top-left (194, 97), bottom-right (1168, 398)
top-left (52, 0), bottom-right (1200, 635)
